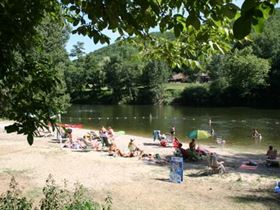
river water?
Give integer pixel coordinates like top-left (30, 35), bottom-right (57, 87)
top-left (62, 105), bottom-right (280, 149)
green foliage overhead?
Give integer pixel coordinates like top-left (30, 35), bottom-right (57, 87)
top-left (62, 0), bottom-right (278, 42)
top-left (61, 0), bottom-right (278, 68)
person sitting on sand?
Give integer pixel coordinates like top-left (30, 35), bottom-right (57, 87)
top-left (177, 143), bottom-right (189, 160)
top-left (170, 125), bottom-right (176, 136)
top-left (267, 146), bottom-right (277, 160)
top-left (63, 128), bottom-right (76, 148)
top-left (208, 153), bottom-right (225, 174)
top-left (188, 139), bottom-right (203, 160)
top-left (108, 142), bottom-right (139, 158)
top-left (86, 131), bottom-right (100, 140)
top-left (159, 134), bottom-right (168, 147)
top-left (266, 146), bottom-right (279, 167)
top-left (189, 139), bottom-right (196, 151)
top-left (172, 137), bottom-right (181, 148)
top-left (82, 134), bottom-right (101, 150)
top-left (99, 127), bottom-right (110, 148)
top-left (108, 143), bottom-right (126, 157)
top-left (128, 139), bottom-right (143, 157)
top-left (63, 137), bottom-right (87, 150)
top-left (107, 126), bottom-right (115, 138)
top-left (90, 138), bottom-right (101, 150)
top-left (175, 143), bottom-right (201, 161)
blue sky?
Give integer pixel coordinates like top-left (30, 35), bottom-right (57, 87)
top-left (64, 0), bottom-right (255, 54)
top-left (65, 29), bottom-right (119, 54)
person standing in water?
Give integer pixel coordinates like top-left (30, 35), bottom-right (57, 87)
top-left (170, 125), bottom-right (176, 136)
top-left (208, 118), bottom-right (212, 127)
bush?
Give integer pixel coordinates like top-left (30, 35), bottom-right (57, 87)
top-left (174, 83), bottom-right (211, 106)
top-left (0, 177), bottom-right (33, 210)
top-left (0, 175), bottom-right (112, 210)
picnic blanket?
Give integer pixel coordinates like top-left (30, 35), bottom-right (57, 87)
top-left (239, 161), bottom-right (258, 170)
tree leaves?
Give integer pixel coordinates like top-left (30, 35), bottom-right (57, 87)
top-left (61, 0), bottom-right (277, 47)
top-left (222, 3), bottom-right (239, 19)
top-left (233, 0), bottom-right (276, 39)
top-left (5, 124), bottom-right (19, 133)
top-left (233, 16), bottom-right (252, 39)
top-left (186, 13), bottom-right (200, 30)
top-left (27, 134), bottom-right (34, 145)
top-left (1, 2), bottom-right (70, 144)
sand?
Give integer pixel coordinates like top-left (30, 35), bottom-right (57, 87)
top-left (0, 121), bottom-right (279, 210)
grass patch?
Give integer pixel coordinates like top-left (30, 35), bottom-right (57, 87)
top-left (164, 83), bottom-right (190, 91)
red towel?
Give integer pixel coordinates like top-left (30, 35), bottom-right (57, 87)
top-left (239, 163), bottom-right (257, 170)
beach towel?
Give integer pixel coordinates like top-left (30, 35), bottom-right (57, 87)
top-left (239, 161), bottom-right (258, 170)
top-left (160, 140), bottom-right (167, 147)
top-left (116, 131), bottom-right (125, 135)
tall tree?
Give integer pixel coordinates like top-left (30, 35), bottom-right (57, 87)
top-left (0, 1), bottom-right (70, 144)
top-left (104, 56), bottom-right (142, 104)
top-left (141, 61), bottom-right (171, 104)
top-left (252, 9), bottom-right (280, 58)
top-left (208, 47), bottom-right (270, 105)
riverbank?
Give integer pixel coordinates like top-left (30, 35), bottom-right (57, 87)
top-left (0, 121), bottom-right (279, 210)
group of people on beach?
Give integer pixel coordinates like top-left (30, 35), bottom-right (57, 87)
top-left (61, 125), bottom-right (144, 158)
top-left (152, 125), bottom-right (226, 173)
top-left (58, 121), bottom-right (278, 174)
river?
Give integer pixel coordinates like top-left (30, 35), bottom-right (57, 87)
top-left (62, 105), bottom-right (280, 149)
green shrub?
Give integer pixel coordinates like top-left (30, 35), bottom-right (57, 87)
top-left (174, 83), bottom-right (211, 106)
top-left (0, 176), bottom-right (33, 210)
top-left (0, 175), bottom-right (112, 210)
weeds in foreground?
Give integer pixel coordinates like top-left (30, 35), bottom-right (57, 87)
top-left (0, 175), bottom-right (112, 210)
top-left (0, 176), bottom-right (32, 210)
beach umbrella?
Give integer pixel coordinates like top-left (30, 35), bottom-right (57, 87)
top-left (187, 130), bottom-right (211, 140)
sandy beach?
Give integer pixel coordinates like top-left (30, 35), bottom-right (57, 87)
top-left (0, 121), bottom-right (279, 210)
